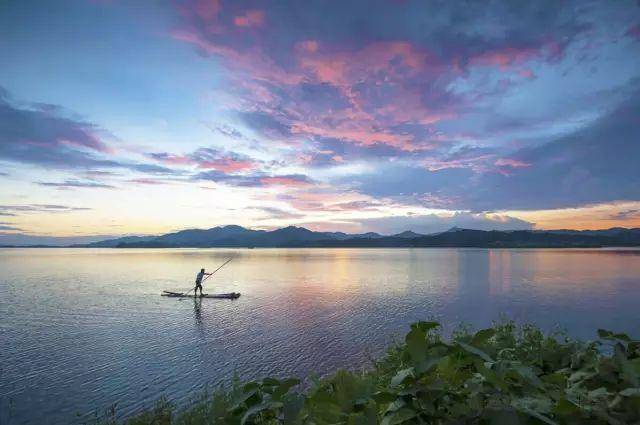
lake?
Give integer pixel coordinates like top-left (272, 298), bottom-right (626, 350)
top-left (1, 247), bottom-right (639, 424)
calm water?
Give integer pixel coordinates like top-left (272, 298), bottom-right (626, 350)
top-left (1, 248), bottom-right (639, 424)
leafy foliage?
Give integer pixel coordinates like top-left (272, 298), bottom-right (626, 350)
top-left (101, 321), bottom-right (640, 424)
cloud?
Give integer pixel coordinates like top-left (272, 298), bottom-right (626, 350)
top-left (627, 24), bottom-right (640, 40)
top-left (0, 222), bottom-right (23, 231)
top-left (233, 9), bottom-right (265, 28)
top-left (0, 204), bottom-right (92, 215)
top-left (172, 0), bottom-right (606, 157)
top-left (127, 178), bottom-right (171, 186)
top-left (494, 158), bottom-right (531, 168)
top-left (36, 179), bottom-right (115, 189)
top-left (252, 206), bottom-right (305, 220)
top-left (609, 209), bottom-right (640, 221)
top-left (462, 89), bottom-right (640, 211)
top-left (164, 0), bottom-right (640, 229)
top-left (236, 110), bottom-right (293, 140)
top-left (0, 88), bottom-right (112, 167)
top-left (422, 145), bottom-right (496, 172)
top-left (0, 233), bottom-right (123, 246)
top-left (191, 148), bottom-right (258, 172)
top-left (123, 162), bottom-right (179, 175)
top-left (209, 123), bottom-right (248, 140)
top-left (195, 170), bottom-right (314, 188)
top-left (149, 147), bottom-right (260, 173)
top-left (340, 83), bottom-right (640, 213)
top-left (358, 212), bottom-right (534, 235)
top-left (0, 88), bottom-right (183, 177)
top-left (342, 162), bottom-right (472, 203)
top-left (325, 200), bottom-right (384, 212)
top-left (2, 1), bottom-right (639, 234)
top-left (259, 174), bottom-right (313, 187)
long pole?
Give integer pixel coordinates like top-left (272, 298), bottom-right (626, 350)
top-left (180, 258), bottom-right (233, 299)
top-left (202, 258), bottom-right (233, 283)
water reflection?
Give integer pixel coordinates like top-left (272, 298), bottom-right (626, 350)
top-left (193, 297), bottom-right (203, 328)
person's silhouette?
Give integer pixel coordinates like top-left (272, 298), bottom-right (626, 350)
top-left (194, 268), bottom-right (212, 296)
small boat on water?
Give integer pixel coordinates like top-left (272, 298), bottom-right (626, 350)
top-left (161, 290), bottom-right (241, 299)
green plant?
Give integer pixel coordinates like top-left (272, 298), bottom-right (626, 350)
top-left (106, 320), bottom-right (639, 424)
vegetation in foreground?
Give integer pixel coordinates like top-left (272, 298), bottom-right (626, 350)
top-left (98, 321), bottom-right (640, 425)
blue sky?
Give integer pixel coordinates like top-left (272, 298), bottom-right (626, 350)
top-left (1, 0), bottom-right (640, 244)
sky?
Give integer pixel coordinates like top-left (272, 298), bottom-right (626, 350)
top-left (1, 0), bottom-right (640, 244)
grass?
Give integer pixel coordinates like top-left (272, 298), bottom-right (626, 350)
top-left (93, 320), bottom-right (640, 425)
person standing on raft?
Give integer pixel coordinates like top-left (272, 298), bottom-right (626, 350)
top-left (194, 268), bottom-right (212, 296)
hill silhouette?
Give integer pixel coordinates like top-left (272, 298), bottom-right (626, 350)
top-left (77, 225), bottom-right (640, 248)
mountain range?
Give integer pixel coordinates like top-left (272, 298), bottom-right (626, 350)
top-left (73, 225), bottom-right (640, 248)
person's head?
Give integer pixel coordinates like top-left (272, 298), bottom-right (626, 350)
top-left (200, 268), bottom-right (205, 272)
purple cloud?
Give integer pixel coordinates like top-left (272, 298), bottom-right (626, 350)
top-left (148, 147), bottom-right (260, 173)
top-left (0, 88), bottom-right (112, 165)
top-left (461, 89), bottom-right (640, 211)
top-left (0, 88), bottom-right (181, 176)
top-left (172, 0), bottom-right (598, 158)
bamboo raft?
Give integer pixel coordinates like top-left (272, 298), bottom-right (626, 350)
top-left (161, 290), bottom-right (241, 299)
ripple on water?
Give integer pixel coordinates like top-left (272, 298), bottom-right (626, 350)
top-left (1, 247), bottom-right (640, 424)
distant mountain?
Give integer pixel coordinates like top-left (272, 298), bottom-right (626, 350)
top-left (80, 235), bottom-right (157, 248)
top-left (392, 231), bottom-right (425, 238)
top-left (408, 228), bottom-right (606, 248)
top-left (74, 225), bottom-right (640, 248)
top-left (150, 225), bottom-right (264, 247)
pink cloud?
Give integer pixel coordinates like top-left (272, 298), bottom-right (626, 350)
top-left (495, 158), bottom-right (531, 168)
top-left (518, 69), bottom-right (536, 79)
top-left (147, 149), bottom-right (259, 174)
top-left (150, 153), bottom-right (193, 166)
top-left (233, 10), bottom-right (265, 28)
top-left (291, 121), bottom-right (414, 149)
top-left (470, 46), bottom-right (540, 70)
top-left (58, 134), bottom-right (114, 154)
top-left (260, 176), bottom-right (312, 187)
top-left (423, 154), bottom-right (495, 172)
top-left (171, 5), bottom-right (572, 161)
top-left (627, 24), bottom-right (640, 40)
top-left (172, 9), bottom-right (461, 153)
top-left (171, 29), bottom-right (304, 86)
top-left (298, 54), bottom-right (348, 85)
top-left (297, 41), bottom-right (431, 86)
top-left (296, 40), bottom-right (319, 53)
top-left (198, 157), bottom-right (257, 173)
top-left (194, 0), bottom-right (221, 21)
